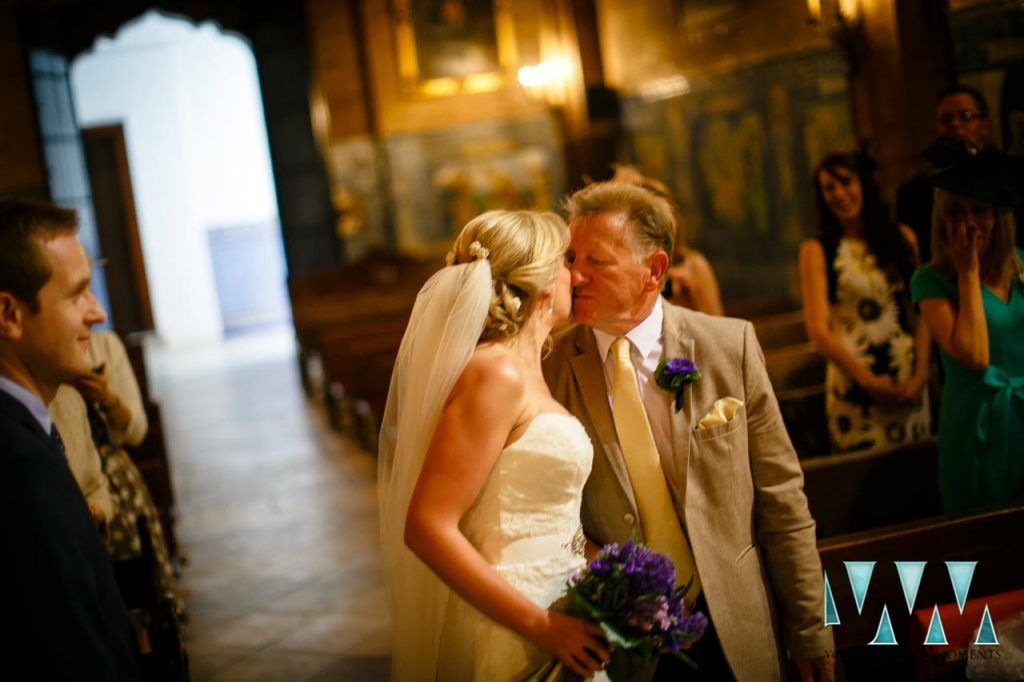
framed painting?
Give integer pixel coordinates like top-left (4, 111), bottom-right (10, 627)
top-left (394, 0), bottom-right (516, 96)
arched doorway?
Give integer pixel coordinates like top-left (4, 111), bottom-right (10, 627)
top-left (71, 10), bottom-right (288, 344)
top-left (18, 1), bottom-right (340, 341)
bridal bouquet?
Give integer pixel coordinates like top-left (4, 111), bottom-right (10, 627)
top-left (528, 539), bottom-right (708, 681)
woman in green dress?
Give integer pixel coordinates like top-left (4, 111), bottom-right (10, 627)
top-left (911, 143), bottom-right (1024, 513)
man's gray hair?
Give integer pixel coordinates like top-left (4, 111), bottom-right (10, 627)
top-left (564, 182), bottom-right (676, 261)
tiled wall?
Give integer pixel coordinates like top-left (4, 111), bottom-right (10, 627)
top-left (949, 0), bottom-right (1024, 154)
top-left (619, 49), bottom-right (853, 302)
top-left (384, 115), bottom-right (565, 253)
top-left (308, 0), bottom-right (559, 258)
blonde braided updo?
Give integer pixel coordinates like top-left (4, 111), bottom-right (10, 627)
top-left (446, 210), bottom-right (568, 342)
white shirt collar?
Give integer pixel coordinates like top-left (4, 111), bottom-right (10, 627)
top-left (593, 297), bottom-right (664, 363)
top-left (0, 375), bottom-right (52, 434)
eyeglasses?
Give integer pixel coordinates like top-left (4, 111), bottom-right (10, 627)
top-left (936, 110), bottom-right (985, 125)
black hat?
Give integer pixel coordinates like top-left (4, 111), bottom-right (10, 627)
top-left (924, 138), bottom-right (1022, 209)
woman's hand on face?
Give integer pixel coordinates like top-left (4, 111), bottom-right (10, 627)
top-left (531, 611), bottom-right (610, 678)
top-left (942, 215), bottom-right (981, 275)
top-left (72, 363), bottom-right (114, 405)
top-left (858, 373), bottom-right (904, 406)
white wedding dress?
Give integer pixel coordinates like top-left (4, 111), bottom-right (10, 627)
top-left (379, 260), bottom-right (601, 681)
top-left (436, 412), bottom-right (593, 681)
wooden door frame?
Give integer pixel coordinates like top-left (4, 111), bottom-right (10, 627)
top-left (82, 123), bottom-right (155, 333)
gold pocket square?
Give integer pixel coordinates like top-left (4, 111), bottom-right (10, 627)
top-left (696, 397), bottom-right (744, 430)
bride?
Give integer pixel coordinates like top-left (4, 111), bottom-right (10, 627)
top-left (379, 210), bottom-right (610, 681)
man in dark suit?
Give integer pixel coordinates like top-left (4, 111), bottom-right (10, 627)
top-left (0, 199), bottom-right (140, 680)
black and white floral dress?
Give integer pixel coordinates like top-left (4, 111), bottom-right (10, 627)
top-left (825, 237), bottom-right (931, 452)
top-left (87, 332), bottom-right (182, 612)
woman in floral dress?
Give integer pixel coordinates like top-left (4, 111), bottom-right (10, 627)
top-left (73, 331), bottom-right (182, 611)
top-left (799, 152), bottom-right (931, 452)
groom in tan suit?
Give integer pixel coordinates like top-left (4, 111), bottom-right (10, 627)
top-left (543, 183), bottom-right (834, 681)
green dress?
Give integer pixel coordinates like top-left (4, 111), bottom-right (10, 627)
top-left (910, 250), bottom-right (1024, 513)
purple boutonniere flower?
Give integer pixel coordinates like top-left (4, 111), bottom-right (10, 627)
top-left (655, 357), bottom-right (701, 412)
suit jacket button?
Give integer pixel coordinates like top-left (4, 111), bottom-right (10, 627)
top-left (624, 513), bottom-right (636, 525)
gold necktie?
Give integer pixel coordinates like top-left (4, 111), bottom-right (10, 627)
top-left (610, 337), bottom-right (701, 598)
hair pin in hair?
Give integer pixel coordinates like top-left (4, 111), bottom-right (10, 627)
top-left (468, 241), bottom-right (490, 260)
top-left (445, 251), bottom-right (456, 266)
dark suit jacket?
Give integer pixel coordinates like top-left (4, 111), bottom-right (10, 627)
top-left (0, 389), bottom-right (140, 681)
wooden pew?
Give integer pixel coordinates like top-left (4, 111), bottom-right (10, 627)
top-left (777, 384), bottom-right (829, 458)
top-left (110, 516), bottom-right (188, 681)
top-left (764, 342), bottom-right (825, 392)
top-left (126, 401), bottom-right (180, 563)
top-left (291, 289), bottom-right (419, 395)
top-left (320, 319), bottom-right (408, 433)
top-left (725, 296), bottom-right (797, 320)
top-left (287, 250), bottom-right (437, 301)
top-left (819, 504), bottom-right (1024, 678)
top-left (348, 341), bottom-right (405, 449)
top-left (288, 252), bottom-right (438, 396)
top-left (752, 310), bottom-right (808, 350)
top-left (802, 438), bottom-right (941, 538)
top-left (123, 336), bottom-right (180, 562)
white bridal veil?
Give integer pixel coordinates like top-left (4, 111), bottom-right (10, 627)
top-left (378, 259), bottom-right (492, 681)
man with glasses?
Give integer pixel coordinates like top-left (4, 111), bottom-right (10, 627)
top-left (898, 85), bottom-right (1022, 262)
top-left (934, 85), bottom-right (992, 153)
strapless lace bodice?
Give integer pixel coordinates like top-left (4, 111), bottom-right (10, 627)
top-left (461, 412), bottom-right (592, 565)
top-left (437, 413), bottom-right (594, 681)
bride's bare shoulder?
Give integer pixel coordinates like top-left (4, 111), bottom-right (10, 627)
top-left (455, 345), bottom-right (525, 400)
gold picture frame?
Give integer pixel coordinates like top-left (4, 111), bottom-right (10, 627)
top-left (394, 0), bottom-right (517, 97)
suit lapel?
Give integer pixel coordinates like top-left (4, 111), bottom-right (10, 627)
top-left (662, 304), bottom-right (695, 512)
top-left (569, 327), bottom-right (637, 510)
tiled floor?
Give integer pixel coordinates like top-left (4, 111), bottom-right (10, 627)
top-left (148, 329), bottom-right (390, 681)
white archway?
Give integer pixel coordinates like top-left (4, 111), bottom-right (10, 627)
top-left (71, 10), bottom-right (289, 345)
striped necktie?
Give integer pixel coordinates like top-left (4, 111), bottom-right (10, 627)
top-left (49, 424), bottom-right (66, 457)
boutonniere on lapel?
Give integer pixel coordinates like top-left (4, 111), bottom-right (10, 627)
top-left (655, 357), bottom-right (701, 412)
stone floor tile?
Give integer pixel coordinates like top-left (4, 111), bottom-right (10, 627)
top-left (148, 332), bottom-right (392, 680)
top-left (210, 650), bottom-right (335, 682)
top-left (306, 656), bottom-right (390, 682)
top-left (200, 611), bottom-right (307, 650)
top-left (273, 613), bottom-right (392, 656)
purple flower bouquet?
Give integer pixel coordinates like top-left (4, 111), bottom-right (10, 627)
top-left (527, 540), bottom-right (707, 681)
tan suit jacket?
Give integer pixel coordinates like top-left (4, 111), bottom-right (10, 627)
top-left (543, 303), bottom-right (833, 681)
